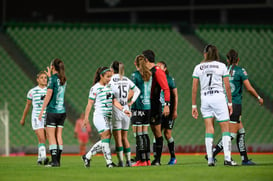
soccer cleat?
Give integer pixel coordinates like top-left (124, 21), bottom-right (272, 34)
top-left (168, 157), bottom-right (177, 165)
top-left (130, 157), bottom-right (138, 165)
top-left (118, 161), bottom-right (124, 167)
top-left (146, 160), bottom-right (151, 166)
top-left (132, 160), bottom-right (147, 167)
top-left (205, 155), bottom-right (217, 162)
top-left (130, 157), bottom-right (136, 162)
top-left (45, 161), bottom-right (60, 167)
top-left (106, 162), bottom-right (117, 168)
top-left (224, 160), bottom-right (238, 166)
top-left (126, 160), bottom-right (132, 167)
top-left (37, 160), bottom-right (43, 165)
top-left (82, 155), bottom-right (90, 168)
top-left (208, 162), bottom-right (215, 167)
top-left (43, 157), bottom-right (49, 165)
top-left (242, 159), bottom-right (256, 165)
top-left (151, 160), bottom-right (161, 166)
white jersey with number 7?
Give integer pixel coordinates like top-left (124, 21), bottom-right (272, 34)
top-left (192, 61), bottom-right (229, 95)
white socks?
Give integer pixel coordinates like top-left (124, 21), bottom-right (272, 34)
top-left (86, 139), bottom-right (112, 164)
top-left (86, 140), bottom-right (102, 160)
top-left (205, 133), bottom-right (214, 163)
top-left (101, 140), bottom-right (112, 165)
top-left (222, 132), bottom-right (231, 161)
top-left (38, 143), bottom-right (46, 161)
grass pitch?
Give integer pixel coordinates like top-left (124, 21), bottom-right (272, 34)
top-left (0, 154), bottom-right (272, 181)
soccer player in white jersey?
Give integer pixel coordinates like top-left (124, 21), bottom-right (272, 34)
top-left (191, 45), bottom-right (237, 166)
top-left (20, 71), bottom-right (49, 165)
top-left (82, 66), bottom-right (131, 168)
top-left (109, 61), bottom-right (140, 167)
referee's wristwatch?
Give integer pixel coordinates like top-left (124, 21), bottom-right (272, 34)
top-left (164, 102), bottom-right (170, 106)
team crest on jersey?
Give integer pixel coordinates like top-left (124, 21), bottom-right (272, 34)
top-left (242, 68), bottom-right (248, 76)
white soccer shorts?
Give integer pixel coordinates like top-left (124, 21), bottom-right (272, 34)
top-left (200, 93), bottom-right (230, 122)
top-left (112, 106), bottom-right (130, 130)
top-left (93, 114), bottom-right (112, 133)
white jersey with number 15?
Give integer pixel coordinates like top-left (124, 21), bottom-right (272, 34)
top-left (109, 74), bottom-right (136, 106)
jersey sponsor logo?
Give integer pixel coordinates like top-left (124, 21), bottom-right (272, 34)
top-left (119, 100), bottom-right (127, 106)
top-left (200, 64), bottom-right (219, 70)
top-left (106, 92), bottom-right (112, 99)
top-left (204, 90), bottom-right (219, 96)
top-left (41, 95), bottom-right (45, 100)
top-left (113, 77), bottom-right (127, 82)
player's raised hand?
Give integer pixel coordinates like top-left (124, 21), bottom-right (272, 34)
top-left (45, 66), bottom-right (51, 77)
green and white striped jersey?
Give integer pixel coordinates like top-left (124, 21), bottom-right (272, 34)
top-left (89, 83), bottom-right (114, 118)
top-left (27, 86), bottom-right (47, 118)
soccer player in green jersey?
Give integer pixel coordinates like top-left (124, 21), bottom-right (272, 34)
top-left (20, 71), bottom-right (49, 165)
top-left (209, 49), bottom-right (263, 165)
top-left (157, 61), bottom-right (178, 165)
top-left (39, 58), bottom-right (67, 167)
top-left (130, 55), bottom-right (152, 166)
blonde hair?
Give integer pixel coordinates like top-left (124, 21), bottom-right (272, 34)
top-left (135, 55), bottom-right (151, 81)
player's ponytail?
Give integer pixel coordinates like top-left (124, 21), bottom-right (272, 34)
top-left (52, 58), bottom-right (67, 85)
top-left (118, 62), bottom-right (124, 80)
top-left (135, 55), bottom-right (151, 81)
top-left (205, 45), bottom-right (220, 61)
top-left (93, 66), bottom-right (110, 85)
top-left (226, 49), bottom-right (238, 76)
top-left (110, 60), bottom-right (124, 79)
